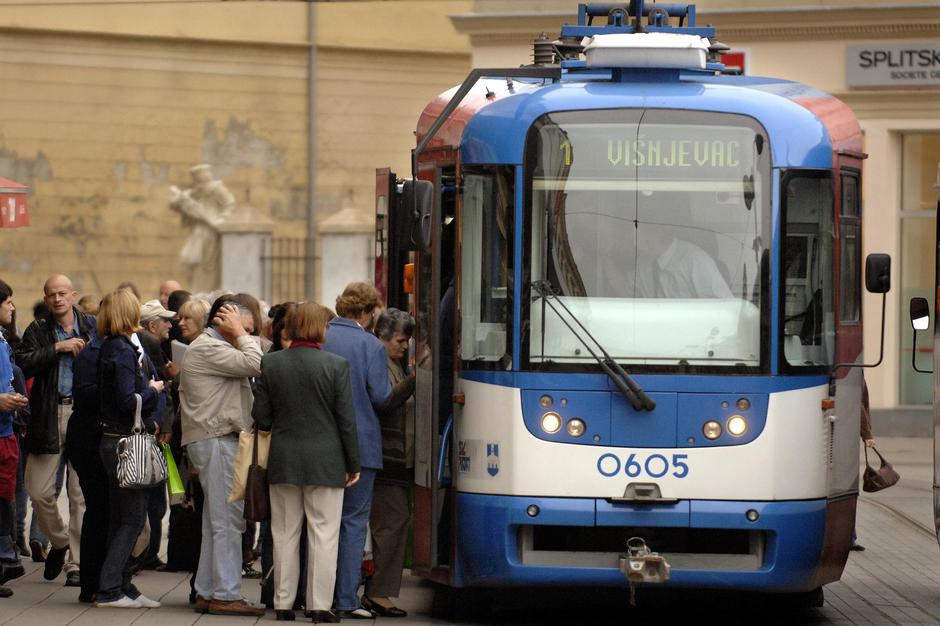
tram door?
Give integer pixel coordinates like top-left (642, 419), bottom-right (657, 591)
top-left (374, 161), bottom-right (457, 580)
top-left (830, 154), bottom-right (865, 499)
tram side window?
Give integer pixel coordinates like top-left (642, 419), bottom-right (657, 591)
top-left (460, 167), bottom-right (514, 366)
top-left (782, 172), bottom-right (835, 369)
top-left (840, 171), bottom-right (861, 323)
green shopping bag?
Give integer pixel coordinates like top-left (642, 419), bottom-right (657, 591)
top-left (163, 443), bottom-right (185, 505)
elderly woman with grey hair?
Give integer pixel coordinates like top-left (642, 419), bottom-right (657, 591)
top-left (362, 308), bottom-right (417, 617)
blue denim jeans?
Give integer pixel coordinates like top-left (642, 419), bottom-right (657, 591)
top-left (0, 498), bottom-right (17, 563)
top-left (98, 435), bottom-right (149, 602)
top-left (187, 435), bottom-right (245, 601)
top-left (333, 468), bottom-right (376, 611)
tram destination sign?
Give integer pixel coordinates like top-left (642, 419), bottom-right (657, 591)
top-left (548, 123), bottom-right (757, 181)
top-left (847, 43), bottom-right (940, 87)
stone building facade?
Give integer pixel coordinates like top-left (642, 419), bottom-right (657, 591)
top-left (0, 0), bottom-right (471, 306)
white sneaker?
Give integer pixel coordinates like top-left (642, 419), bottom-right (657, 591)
top-left (95, 595), bottom-right (142, 609)
top-left (135, 594), bottom-right (161, 608)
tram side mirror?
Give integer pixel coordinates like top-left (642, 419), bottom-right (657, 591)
top-left (400, 179), bottom-right (434, 252)
top-left (865, 253), bottom-right (891, 294)
top-left (910, 297), bottom-right (930, 331)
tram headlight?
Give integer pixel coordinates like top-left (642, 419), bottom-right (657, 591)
top-left (702, 420), bottom-right (722, 440)
top-left (566, 418), bottom-right (586, 437)
top-left (727, 415), bottom-right (748, 437)
top-left (736, 398), bottom-right (751, 411)
top-left (540, 412), bottom-right (563, 434)
top-left (539, 395), bottom-right (554, 408)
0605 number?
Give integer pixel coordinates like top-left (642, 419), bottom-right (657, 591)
top-left (596, 453), bottom-right (689, 479)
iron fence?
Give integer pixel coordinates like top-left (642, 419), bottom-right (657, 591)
top-left (260, 237), bottom-right (312, 304)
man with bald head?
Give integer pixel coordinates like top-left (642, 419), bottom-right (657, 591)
top-left (15, 275), bottom-right (93, 588)
top-left (159, 280), bottom-right (183, 309)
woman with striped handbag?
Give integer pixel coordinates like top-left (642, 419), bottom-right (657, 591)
top-left (95, 289), bottom-right (166, 609)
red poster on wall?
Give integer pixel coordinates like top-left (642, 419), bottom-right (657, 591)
top-left (0, 178), bottom-right (29, 228)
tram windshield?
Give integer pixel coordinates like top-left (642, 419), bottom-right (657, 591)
top-left (525, 109), bottom-right (770, 370)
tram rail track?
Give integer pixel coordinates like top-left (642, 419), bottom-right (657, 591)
top-left (858, 495), bottom-right (935, 539)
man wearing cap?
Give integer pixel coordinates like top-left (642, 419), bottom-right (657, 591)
top-left (16, 274), bottom-right (92, 587)
top-left (138, 300), bottom-right (178, 385)
top-left (135, 299), bottom-right (177, 570)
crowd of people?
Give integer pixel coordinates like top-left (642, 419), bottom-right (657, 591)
top-left (0, 274), bottom-right (417, 622)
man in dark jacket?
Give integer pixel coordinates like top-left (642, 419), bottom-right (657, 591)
top-left (15, 274), bottom-right (93, 585)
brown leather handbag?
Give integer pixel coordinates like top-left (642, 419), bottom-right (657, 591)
top-left (243, 427), bottom-right (271, 522)
top-left (862, 446), bottom-right (900, 493)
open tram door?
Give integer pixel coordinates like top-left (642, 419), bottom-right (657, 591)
top-left (906, 160), bottom-right (940, 546)
top-left (375, 161), bottom-right (458, 583)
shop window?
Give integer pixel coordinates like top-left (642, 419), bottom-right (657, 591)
top-left (899, 133), bottom-right (940, 405)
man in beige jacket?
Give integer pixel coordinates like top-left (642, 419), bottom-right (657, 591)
top-left (180, 297), bottom-right (263, 617)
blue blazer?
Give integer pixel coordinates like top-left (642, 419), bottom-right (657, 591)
top-left (98, 335), bottom-right (158, 435)
top-left (322, 318), bottom-right (391, 470)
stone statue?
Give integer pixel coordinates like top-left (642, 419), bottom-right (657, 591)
top-left (169, 164), bottom-right (235, 293)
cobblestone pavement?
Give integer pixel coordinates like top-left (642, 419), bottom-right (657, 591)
top-left (2, 437), bottom-right (938, 625)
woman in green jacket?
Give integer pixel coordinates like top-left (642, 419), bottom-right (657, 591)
top-left (252, 303), bottom-right (360, 623)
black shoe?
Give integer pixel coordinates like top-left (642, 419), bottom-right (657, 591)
top-left (362, 596), bottom-right (407, 618)
top-left (140, 556), bottom-right (166, 571)
top-left (64, 570), bottom-right (81, 587)
top-left (43, 546), bottom-right (67, 580)
top-left (335, 606), bottom-right (375, 619)
top-left (242, 564), bottom-right (263, 579)
top-left (276, 609), bottom-right (296, 621)
top-left (79, 592), bottom-right (96, 604)
top-left (189, 589), bottom-right (197, 605)
top-left (127, 555), bottom-right (144, 576)
top-left (0, 585), bottom-right (11, 598)
top-left (849, 543), bottom-right (866, 552)
top-left (29, 539), bottom-right (47, 563)
top-left (0, 561), bottom-right (25, 585)
top-left (310, 610), bottom-right (341, 623)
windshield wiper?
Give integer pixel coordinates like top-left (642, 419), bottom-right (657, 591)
top-left (530, 281), bottom-right (656, 412)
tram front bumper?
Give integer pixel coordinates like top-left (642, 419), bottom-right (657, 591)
top-left (454, 493), bottom-right (830, 591)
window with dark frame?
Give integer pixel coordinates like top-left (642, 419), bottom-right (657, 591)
top-left (839, 171), bottom-right (861, 324)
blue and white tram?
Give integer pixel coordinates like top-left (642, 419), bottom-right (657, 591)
top-left (374, 2), bottom-right (890, 600)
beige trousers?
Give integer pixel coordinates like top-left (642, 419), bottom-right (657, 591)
top-left (270, 483), bottom-right (344, 611)
top-left (25, 403), bottom-right (85, 572)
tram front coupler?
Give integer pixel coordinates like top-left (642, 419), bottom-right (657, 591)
top-left (619, 537), bottom-right (671, 584)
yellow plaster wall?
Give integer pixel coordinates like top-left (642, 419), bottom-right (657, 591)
top-left (0, 1), bottom-right (472, 308)
top-left (0, 0), bottom-right (310, 45)
top-left (0, 29), bottom-right (309, 305)
top-left (315, 46), bottom-right (471, 228)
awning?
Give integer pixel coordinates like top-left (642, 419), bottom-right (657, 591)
top-left (0, 177), bottom-right (29, 228)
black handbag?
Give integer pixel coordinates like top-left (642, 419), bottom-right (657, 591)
top-left (862, 446), bottom-right (900, 493)
top-left (243, 427), bottom-right (270, 522)
top-left (165, 479), bottom-right (203, 572)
